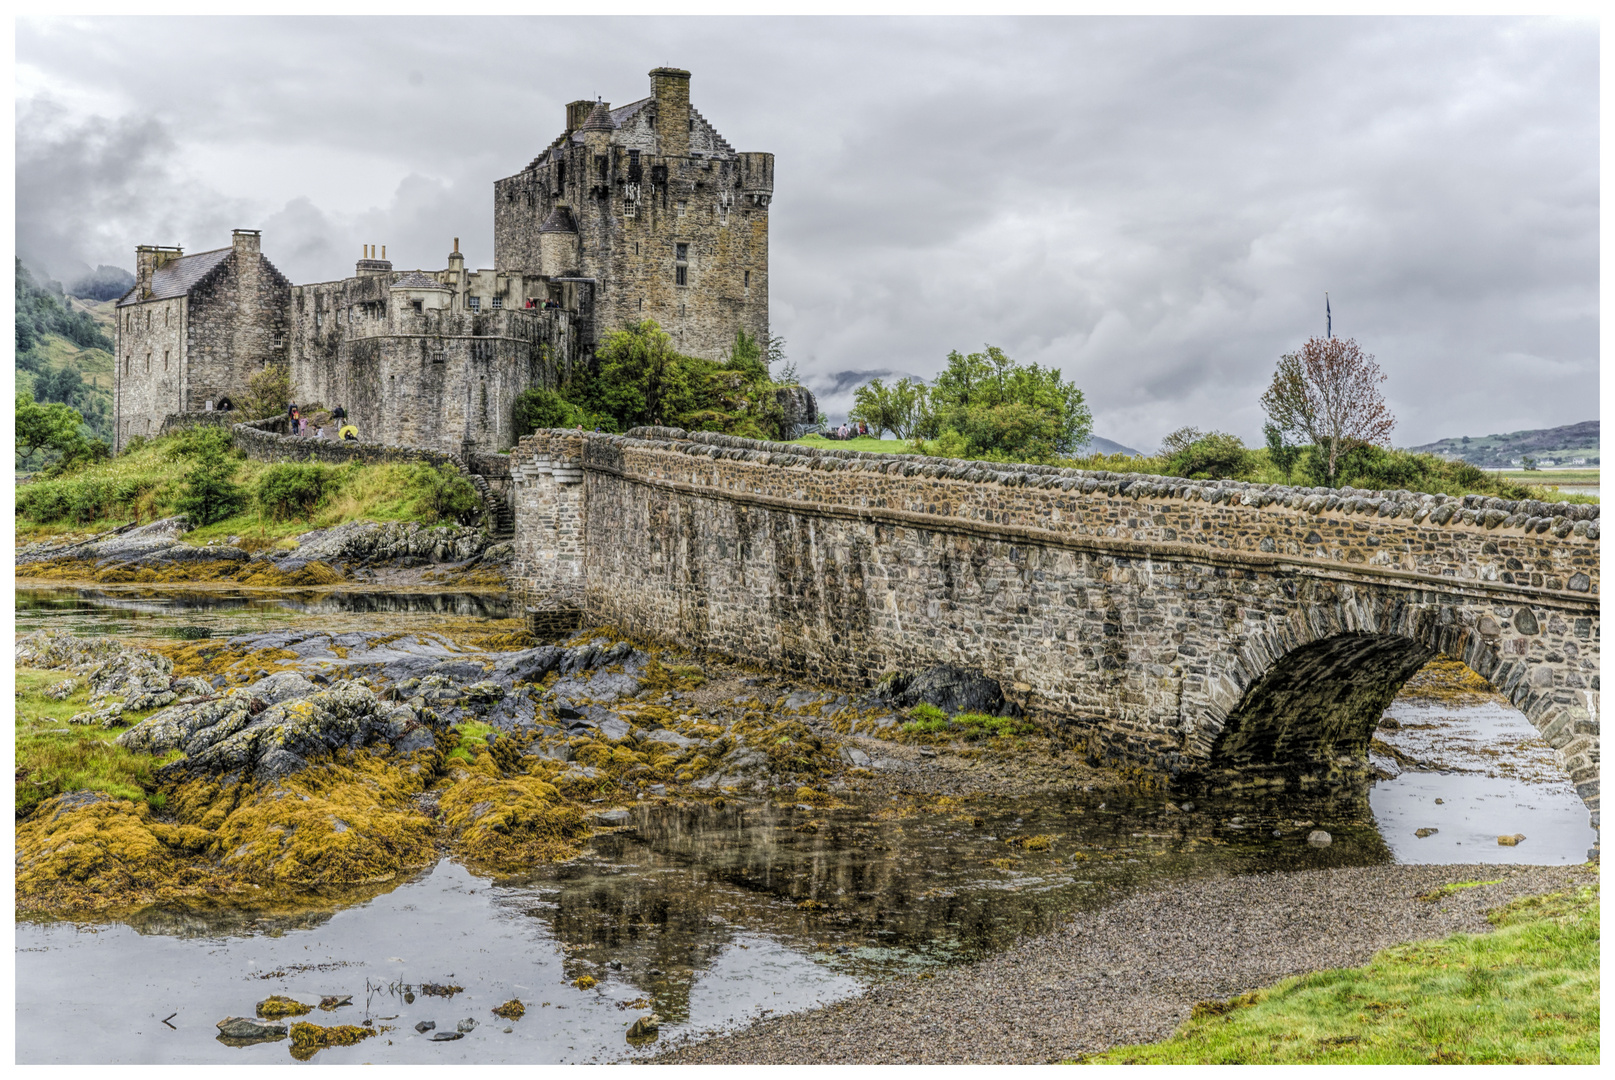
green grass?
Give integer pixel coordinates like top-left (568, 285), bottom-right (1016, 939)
top-left (790, 434), bottom-right (913, 454)
top-left (445, 720), bottom-right (495, 763)
top-left (15, 428), bottom-right (464, 543)
top-left (1085, 882), bottom-right (1599, 1064)
top-left (14, 668), bottom-right (180, 817)
top-left (899, 704), bottom-right (1038, 741)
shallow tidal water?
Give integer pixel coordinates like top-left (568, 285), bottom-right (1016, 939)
top-left (13, 584), bottom-right (1598, 1063)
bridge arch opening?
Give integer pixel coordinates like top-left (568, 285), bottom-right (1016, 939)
top-left (1206, 625), bottom-right (1599, 827)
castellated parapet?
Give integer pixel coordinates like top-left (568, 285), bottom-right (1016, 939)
top-left (114, 66), bottom-right (768, 454)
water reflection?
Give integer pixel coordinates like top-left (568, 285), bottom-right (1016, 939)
top-left (15, 586), bottom-right (515, 638)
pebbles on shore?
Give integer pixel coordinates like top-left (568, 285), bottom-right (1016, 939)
top-left (654, 863), bottom-right (1592, 1064)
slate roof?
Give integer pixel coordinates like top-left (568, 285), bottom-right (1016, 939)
top-left (609, 96), bottom-right (652, 125)
top-left (538, 206), bottom-right (578, 234)
top-left (390, 270), bottom-right (450, 290)
top-left (115, 246), bottom-right (232, 306)
top-left (580, 99), bottom-right (617, 132)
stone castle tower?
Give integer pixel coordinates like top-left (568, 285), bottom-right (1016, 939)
top-left (114, 67), bottom-right (777, 454)
top-left (493, 67), bottom-right (773, 360)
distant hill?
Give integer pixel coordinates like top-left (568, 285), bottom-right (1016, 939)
top-left (1075, 435), bottom-right (1143, 457)
top-left (15, 259), bottom-right (116, 446)
top-left (1409, 421), bottom-right (1599, 468)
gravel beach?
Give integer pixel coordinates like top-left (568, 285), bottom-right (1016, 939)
top-left (655, 862), bottom-right (1596, 1064)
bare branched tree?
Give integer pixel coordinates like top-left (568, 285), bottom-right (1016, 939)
top-left (1260, 336), bottom-right (1395, 483)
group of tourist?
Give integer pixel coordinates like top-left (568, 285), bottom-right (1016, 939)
top-left (826, 421), bottom-right (870, 440)
top-left (286, 403), bottom-right (358, 441)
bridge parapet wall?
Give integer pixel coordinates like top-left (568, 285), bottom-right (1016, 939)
top-left (508, 427), bottom-right (1599, 819)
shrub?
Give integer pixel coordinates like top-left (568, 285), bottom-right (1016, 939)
top-left (174, 449), bottom-right (247, 527)
top-left (255, 462), bottom-right (340, 522)
top-left (1163, 431), bottom-right (1254, 481)
top-left (512, 387), bottom-right (592, 436)
top-left (405, 464), bottom-right (482, 526)
top-left (241, 365), bottom-right (292, 422)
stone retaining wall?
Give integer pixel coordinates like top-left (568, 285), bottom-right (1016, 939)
top-left (232, 420), bottom-right (463, 470)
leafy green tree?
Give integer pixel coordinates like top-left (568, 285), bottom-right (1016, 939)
top-left (569, 320), bottom-right (696, 430)
top-left (242, 365), bottom-right (293, 422)
top-left (16, 391), bottom-right (87, 469)
top-left (849, 376), bottom-right (926, 440)
top-left (513, 387), bottom-right (593, 435)
top-left (174, 447), bottom-right (247, 526)
top-left (724, 329), bottom-right (770, 383)
top-left (1264, 422), bottom-right (1301, 484)
top-left (906, 345), bottom-right (1090, 460)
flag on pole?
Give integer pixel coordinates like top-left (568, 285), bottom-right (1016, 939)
top-left (1326, 293), bottom-right (1332, 338)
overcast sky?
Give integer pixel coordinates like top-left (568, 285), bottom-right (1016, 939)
top-left (15, 16), bottom-right (1598, 450)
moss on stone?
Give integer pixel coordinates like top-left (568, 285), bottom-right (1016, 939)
top-left (287, 1021), bottom-right (375, 1060)
top-left (258, 995), bottom-right (313, 1018)
top-left (437, 750), bottom-right (589, 872)
top-left (491, 998), bottom-right (526, 1020)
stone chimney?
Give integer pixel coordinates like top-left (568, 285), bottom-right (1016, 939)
top-left (650, 67), bottom-right (691, 158)
top-left (356, 243), bottom-right (393, 278)
top-left (565, 99), bottom-right (594, 134)
top-left (135, 244), bottom-right (183, 299)
top-left (232, 228), bottom-right (261, 255)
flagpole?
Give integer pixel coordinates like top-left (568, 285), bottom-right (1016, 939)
top-left (1326, 293), bottom-right (1332, 339)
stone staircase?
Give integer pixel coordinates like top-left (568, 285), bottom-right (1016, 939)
top-left (468, 474), bottom-right (514, 540)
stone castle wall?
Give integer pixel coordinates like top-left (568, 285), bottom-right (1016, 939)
top-left (493, 68), bottom-right (771, 362)
top-left (508, 427), bottom-right (1600, 814)
top-left (114, 296), bottom-right (186, 446)
top-left (185, 243), bottom-right (291, 415)
top-left (288, 277), bottom-right (562, 456)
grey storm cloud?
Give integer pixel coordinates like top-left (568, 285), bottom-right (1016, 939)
top-left (15, 16), bottom-right (1597, 450)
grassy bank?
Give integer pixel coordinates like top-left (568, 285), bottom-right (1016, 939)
top-left (14, 668), bottom-right (179, 817)
top-left (1085, 882), bottom-right (1600, 1064)
top-left (15, 428), bottom-right (474, 545)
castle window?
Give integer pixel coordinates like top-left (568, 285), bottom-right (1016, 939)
top-left (164, 349), bottom-right (170, 371)
top-left (412, 300), bottom-right (423, 313)
top-left (676, 201), bottom-right (687, 218)
top-left (675, 243), bottom-right (688, 287)
top-left (744, 270), bottom-right (750, 297)
top-left (145, 353), bottom-right (151, 372)
top-left (468, 297), bottom-right (481, 312)
top-left (628, 149), bottom-right (641, 182)
top-left (556, 162), bottom-right (565, 192)
top-left (596, 155), bottom-right (607, 181)
top-left (491, 296), bottom-right (502, 309)
top-left (146, 311), bottom-right (151, 329)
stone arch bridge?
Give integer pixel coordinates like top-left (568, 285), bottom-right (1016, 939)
top-left (508, 427), bottom-right (1599, 824)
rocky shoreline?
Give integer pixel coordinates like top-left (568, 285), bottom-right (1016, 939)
top-left (15, 516), bottom-right (512, 588)
top-left (15, 609), bottom-right (1090, 916)
top-left (653, 862), bottom-right (1596, 1064)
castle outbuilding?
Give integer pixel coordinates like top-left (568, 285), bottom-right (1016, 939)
top-left (113, 67), bottom-right (774, 455)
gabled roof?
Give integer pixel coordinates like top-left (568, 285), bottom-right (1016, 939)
top-left (538, 206), bottom-right (578, 234)
top-left (391, 270), bottom-right (450, 290)
top-left (115, 246), bottom-right (232, 306)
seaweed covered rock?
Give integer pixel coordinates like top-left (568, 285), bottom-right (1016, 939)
top-left (14, 792), bottom-right (226, 914)
top-left (175, 751), bottom-right (437, 888)
top-left (18, 628), bottom-right (191, 724)
top-left (119, 681), bottom-right (441, 782)
top-left (437, 751), bottom-right (589, 870)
